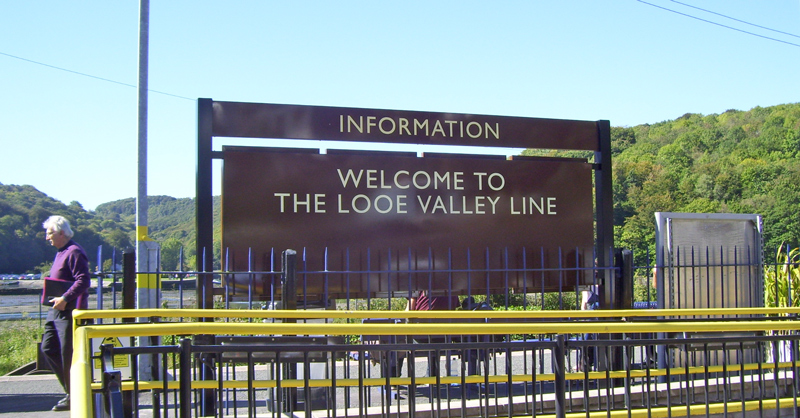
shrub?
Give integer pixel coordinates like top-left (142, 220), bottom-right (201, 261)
top-left (0, 318), bottom-right (42, 375)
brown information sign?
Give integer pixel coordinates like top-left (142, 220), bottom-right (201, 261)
top-left (222, 147), bottom-right (594, 298)
top-left (211, 101), bottom-right (599, 151)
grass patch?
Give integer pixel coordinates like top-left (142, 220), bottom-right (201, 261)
top-left (0, 318), bottom-right (42, 375)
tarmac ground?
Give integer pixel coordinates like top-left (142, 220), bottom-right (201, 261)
top-left (0, 373), bottom-right (69, 418)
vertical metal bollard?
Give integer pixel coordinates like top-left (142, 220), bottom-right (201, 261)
top-left (611, 249), bottom-right (634, 386)
top-left (96, 245), bottom-right (104, 315)
top-left (100, 345), bottom-right (124, 418)
top-left (121, 249), bottom-right (136, 418)
top-left (179, 338), bottom-right (192, 418)
top-left (122, 249), bottom-right (136, 313)
top-left (195, 334), bottom-right (216, 416)
top-left (618, 249), bottom-right (634, 310)
top-left (281, 249), bottom-right (297, 412)
top-left (196, 247), bottom-right (216, 417)
top-left (282, 249), bottom-right (297, 311)
top-left (554, 335), bottom-right (566, 418)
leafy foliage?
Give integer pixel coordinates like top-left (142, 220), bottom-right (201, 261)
top-left (94, 196), bottom-right (221, 270)
top-left (609, 104), bottom-right (800, 266)
top-left (0, 184), bottom-right (107, 273)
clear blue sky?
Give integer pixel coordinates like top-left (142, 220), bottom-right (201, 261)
top-left (1, 1), bottom-right (798, 211)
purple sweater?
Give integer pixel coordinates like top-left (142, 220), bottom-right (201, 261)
top-left (412, 291), bottom-right (460, 311)
top-left (48, 239), bottom-right (91, 310)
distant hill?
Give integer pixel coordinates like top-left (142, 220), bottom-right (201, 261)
top-left (0, 185), bottom-right (219, 273)
top-left (0, 184), bottom-right (103, 274)
top-left (96, 196), bottom-right (200, 242)
top-left (2, 102), bottom-right (799, 273)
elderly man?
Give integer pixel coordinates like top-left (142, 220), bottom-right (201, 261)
top-left (41, 215), bottom-right (91, 412)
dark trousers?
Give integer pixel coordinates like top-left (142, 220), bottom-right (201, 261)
top-left (580, 333), bottom-right (597, 372)
top-left (463, 334), bottom-right (490, 376)
top-left (41, 308), bottom-right (73, 394)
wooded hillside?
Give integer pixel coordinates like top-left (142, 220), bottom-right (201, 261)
top-left (0, 187), bottom-right (220, 273)
top-left (611, 103), bottom-right (800, 263)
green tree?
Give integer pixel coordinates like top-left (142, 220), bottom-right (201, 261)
top-left (105, 229), bottom-right (132, 250)
top-left (160, 238), bottom-right (183, 272)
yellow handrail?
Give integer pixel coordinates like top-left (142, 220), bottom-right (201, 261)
top-left (75, 320), bottom-right (800, 339)
top-left (72, 306), bottom-right (800, 322)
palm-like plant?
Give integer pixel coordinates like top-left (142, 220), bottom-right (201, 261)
top-left (763, 245), bottom-right (800, 363)
top-left (764, 245), bottom-right (800, 309)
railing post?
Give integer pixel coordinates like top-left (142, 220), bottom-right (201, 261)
top-left (122, 249), bottom-right (136, 313)
top-left (618, 249), bottom-right (634, 310)
top-left (179, 338), bottom-right (193, 418)
top-left (282, 249), bottom-right (297, 312)
top-left (554, 335), bottom-right (566, 418)
top-left (100, 344), bottom-right (124, 418)
top-left (281, 249), bottom-right (298, 412)
top-left (120, 249), bottom-right (136, 417)
top-left (612, 249), bottom-right (633, 385)
top-left (195, 98), bottom-right (215, 312)
top-left (195, 334), bottom-right (216, 417)
top-left (96, 245), bottom-right (104, 314)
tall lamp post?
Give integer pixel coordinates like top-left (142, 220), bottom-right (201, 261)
top-left (136, 0), bottom-right (160, 382)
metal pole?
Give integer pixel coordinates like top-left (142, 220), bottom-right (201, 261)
top-left (282, 250), bottom-right (298, 412)
top-left (136, 0), bottom-right (148, 247)
top-left (96, 245), bottom-right (103, 316)
top-left (611, 249), bottom-right (633, 385)
top-left (196, 98), bottom-right (214, 311)
top-left (136, 0), bottom-right (161, 383)
top-left (594, 120), bottom-right (614, 302)
top-left (195, 98), bottom-right (217, 417)
top-left (122, 250), bottom-right (136, 315)
top-left (554, 335), bottom-right (566, 418)
top-left (179, 338), bottom-right (192, 418)
top-left (282, 250), bottom-right (298, 312)
top-left (121, 249), bottom-right (136, 418)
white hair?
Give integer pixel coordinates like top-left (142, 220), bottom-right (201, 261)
top-left (42, 215), bottom-right (74, 239)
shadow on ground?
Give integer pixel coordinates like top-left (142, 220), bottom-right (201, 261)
top-left (0, 393), bottom-right (63, 413)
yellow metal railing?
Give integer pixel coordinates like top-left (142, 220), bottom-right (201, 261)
top-left (71, 308), bottom-right (800, 418)
top-left (72, 306), bottom-right (800, 322)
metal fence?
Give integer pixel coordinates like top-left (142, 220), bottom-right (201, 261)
top-left (96, 245), bottom-right (620, 313)
top-left (67, 244), bottom-right (797, 417)
top-left (76, 308), bottom-right (800, 418)
top-left (92, 243), bottom-right (774, 314)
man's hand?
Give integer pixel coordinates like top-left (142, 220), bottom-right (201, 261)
top-left (50, 296), bottom-right (67, 311)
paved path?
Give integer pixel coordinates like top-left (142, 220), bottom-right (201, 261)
top-left (0, 348), bottom-right (567, 417)
top-left (0, 373), bottom-right (68, 417)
